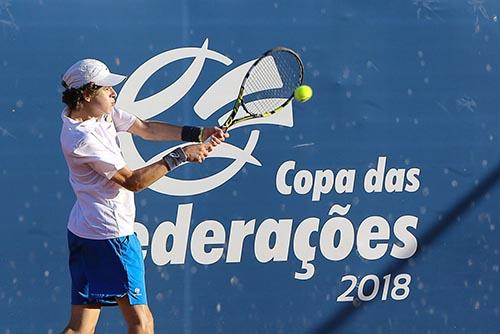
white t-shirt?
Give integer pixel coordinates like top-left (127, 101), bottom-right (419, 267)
top-left (60, 107), bottom-right (137, 239)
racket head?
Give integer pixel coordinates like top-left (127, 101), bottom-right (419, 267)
top-left (241, 47), bottom-right (303, 116)
top-left (223, 47), bottom-right (304, 129)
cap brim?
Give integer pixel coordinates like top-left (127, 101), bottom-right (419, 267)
top-left (94, 73), bottom-right (127, 87)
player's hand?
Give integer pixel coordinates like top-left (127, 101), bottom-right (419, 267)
top-left (183, 143), bottom-right (212, 163)
top-left (202, 127), bottom-right (229, 145)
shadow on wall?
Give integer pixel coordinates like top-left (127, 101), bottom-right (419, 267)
top-left (313, 163), bottom-right (500, 334)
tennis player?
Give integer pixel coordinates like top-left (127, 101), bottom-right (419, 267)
top-left (59, 59), bottom-right (227, 334)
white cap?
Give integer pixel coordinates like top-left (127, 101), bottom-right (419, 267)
top-left (62, 59), bottom-right (126, 89)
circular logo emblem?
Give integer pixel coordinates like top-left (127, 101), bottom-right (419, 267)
top-left (116, 40), bottom-right (294, 196)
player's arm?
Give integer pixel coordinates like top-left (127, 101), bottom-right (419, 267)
top-left (112, 161), bottom-right (168, 192)
top-left (127, 118), bottom-right (228, 143)
top-left (128, 118), bottom-right (182, 141)
top-left (111, 144), bottom-right (211, 192)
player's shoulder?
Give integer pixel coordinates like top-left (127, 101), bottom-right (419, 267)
top-left (111, 106), bottom-right (134, 119)
top-left (60, 121), bottom-right (100, 154)
top-left (111, 106), bottom-right (125, 116)
top-left (60, 129), bottom-right (87, 152)
top-left (111, 106), bottom-right (137, 131)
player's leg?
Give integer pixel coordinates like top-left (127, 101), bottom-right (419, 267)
top-left (115, 232), bottom-right (152, 333)
top-left (60, 304), bottom-right (101, 334)
top-left (64, 231), bottom-right (102, 333)
top-left (116, 295), bottom-right (154, 334)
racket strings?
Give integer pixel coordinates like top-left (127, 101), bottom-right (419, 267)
top-left (243, 50), bottom-right (302, 116)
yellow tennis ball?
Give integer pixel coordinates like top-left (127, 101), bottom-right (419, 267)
top-left (294, 85), bottom-right (313, 103)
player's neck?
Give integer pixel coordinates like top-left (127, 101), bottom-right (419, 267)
top-left (68, 108), bottom-right (103, 122)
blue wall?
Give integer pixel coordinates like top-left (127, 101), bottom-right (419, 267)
top-left (0, 0), bottom-right (499, 333)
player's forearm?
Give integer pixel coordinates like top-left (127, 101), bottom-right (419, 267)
top-left (125, 160), bottom-right (169, 192)
top-left (140, 121), bottom-right (182, 141)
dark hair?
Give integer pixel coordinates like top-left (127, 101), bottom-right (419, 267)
top-left (61, 82), bottom-right (102, 110)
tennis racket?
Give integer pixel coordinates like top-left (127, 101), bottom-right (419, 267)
top-left (220, 47), bottom-right (304, 131)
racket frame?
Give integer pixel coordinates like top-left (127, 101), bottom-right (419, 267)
top-left (222, 47), bottom-right (304, 130)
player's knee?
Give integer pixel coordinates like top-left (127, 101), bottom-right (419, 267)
top-left (147, 314), bottom-right (154, 333)
top-left (126, 314), bottom-right (151, 333)
top-left (62, 322), bottom-right (96, 334)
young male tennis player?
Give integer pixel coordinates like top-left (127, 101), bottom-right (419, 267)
top-left (59, 59), bottom-right (227, 334)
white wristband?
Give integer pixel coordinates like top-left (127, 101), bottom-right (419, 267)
top-left (162, 148), bottom-right (187, 171)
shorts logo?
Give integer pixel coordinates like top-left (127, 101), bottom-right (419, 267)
top-left (134, 288), bottom-right (141, 296)
top-left (117, 39), bottom-right (295, 196)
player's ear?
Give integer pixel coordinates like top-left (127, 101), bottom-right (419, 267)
top-left (82, 89), bottom-right (92, 102)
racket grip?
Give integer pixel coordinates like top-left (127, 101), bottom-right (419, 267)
top-left (203, 126), bottom-right (228, 144)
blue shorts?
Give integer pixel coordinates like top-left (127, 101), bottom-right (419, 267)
top-left (67, 230), bottom-right (148, 306)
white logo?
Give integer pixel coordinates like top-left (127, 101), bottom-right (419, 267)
top-left (117, 39), bottom-right (294, 196)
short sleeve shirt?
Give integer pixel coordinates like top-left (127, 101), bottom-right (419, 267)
top-left (60, 107), bottom-right (137, 239)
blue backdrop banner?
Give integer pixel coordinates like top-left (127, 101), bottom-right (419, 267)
top-left (0, 0), bottom-right (499, 333)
